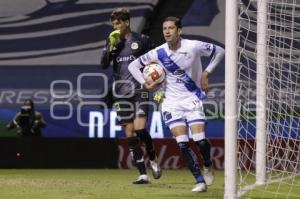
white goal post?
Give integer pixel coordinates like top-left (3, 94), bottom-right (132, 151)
top-left (225, 0), bottom-right (300, 198)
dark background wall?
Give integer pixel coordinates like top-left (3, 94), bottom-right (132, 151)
top-left (0, 138), bottom-right (118, 168)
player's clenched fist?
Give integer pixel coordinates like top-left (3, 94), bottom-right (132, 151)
top-left (109, 29), bottom-right (121, 52)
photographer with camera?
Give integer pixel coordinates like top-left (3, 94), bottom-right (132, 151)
top-left (6, 99), bottom-right (47, 137)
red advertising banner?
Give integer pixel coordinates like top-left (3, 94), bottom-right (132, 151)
top-left (117, 138), bottom-right (225, 169)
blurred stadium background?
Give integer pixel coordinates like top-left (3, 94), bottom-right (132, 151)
top-left (0, 0), bottom-right (225, 167)
top-left (0, 0), bottom-right (226, 198)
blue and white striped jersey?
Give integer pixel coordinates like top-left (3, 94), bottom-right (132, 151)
top-left (138, 39), bottom-right (216, 101)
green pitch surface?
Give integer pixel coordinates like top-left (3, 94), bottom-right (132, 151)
top-left (0, 169), bottom-right (299, 198)
top-left (0, 169), bottom-right (224, 199)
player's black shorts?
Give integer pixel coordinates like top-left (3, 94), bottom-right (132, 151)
top-left (113, 91), bottom-right (150, 125)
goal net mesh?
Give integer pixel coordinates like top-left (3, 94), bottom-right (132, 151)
top-left (237, 0), bottom-right (300, 198)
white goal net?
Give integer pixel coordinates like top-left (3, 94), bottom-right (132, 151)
top-left (236, 0), bottom-right (300, 198)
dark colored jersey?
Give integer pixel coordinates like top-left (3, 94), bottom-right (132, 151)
top-left (113, 91), bottom-right (149, 125)
top-left (100, 32), bottom-right (154, 97)
top-left (6, 111), bottom-right (47, 136)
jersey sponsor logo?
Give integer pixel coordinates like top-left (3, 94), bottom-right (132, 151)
top-left (174, 69), bottom-right (188, 84)
top-left (174, 69), bottom-right (191, 83)
top-left (157, 48), bottom-right (206, 100)
top-left (205, 43), bottom-right (212, 51)
top-left (176, 79), bottom-right (186, 84)
top-left (131, 42), bottom-right (139, 50)
top-left (116, 55), bottom-right (136, 63)
top-left (173, 69), bottom-right (185, 76)
top-left (161, 58), bottom-right (176, 70)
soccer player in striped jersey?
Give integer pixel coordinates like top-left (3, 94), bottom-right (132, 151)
top-left (128, 16), bottom-right (225, 192)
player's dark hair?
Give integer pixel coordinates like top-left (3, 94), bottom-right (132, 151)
top-left (21, 99), bottom-right (34, 116)
top-left (163, 16), bottom-right (182, 29)
top-left (24, 99), bottom-right (34, 108)
top-left (110, 8), bottom-right (130, 21)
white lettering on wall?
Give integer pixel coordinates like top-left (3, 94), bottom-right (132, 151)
top-left (149, 111), bottom-right (164, 138)
top-left (110, 111), bottom-right (122, 138)
top-left (89, 111), bottom-right (103, 138)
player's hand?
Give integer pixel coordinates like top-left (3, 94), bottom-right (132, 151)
top-left (201, 71), bottom-right (209, 92)
top-left (143, 81), bottom-right (160, 90)
top-left (108, 29), bottom-right (121, 52)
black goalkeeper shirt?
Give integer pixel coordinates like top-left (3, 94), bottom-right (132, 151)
top-left (100, 32), bottom-right (154, 97)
